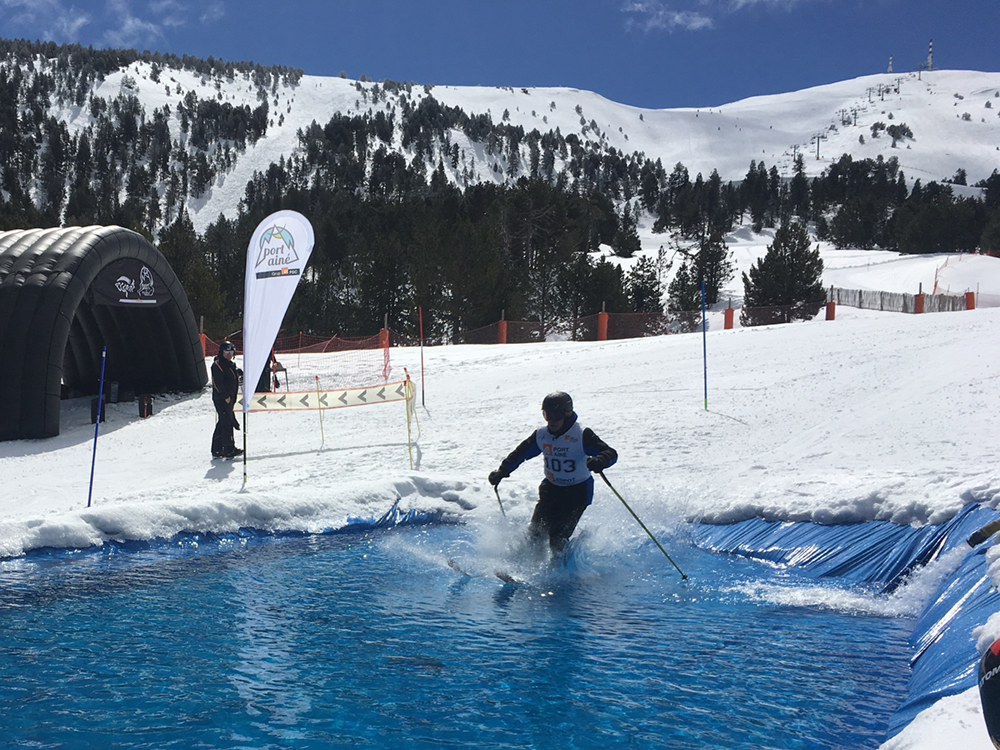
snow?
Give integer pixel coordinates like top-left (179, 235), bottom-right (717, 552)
top-left (2, 240), bottom-right (1000, 748)
top-left (882, 689), bottom-right (993, 750)
top-left (43, 62), bottom-right (1000, 234)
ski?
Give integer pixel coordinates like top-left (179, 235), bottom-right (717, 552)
top-left (494, 570), bottom-right (521, 584)
top-left (447, 558), bottom-right (475, 577)
top-left (447, 558), bottom-right (522, 584)
top-left (210, 450), bottom-right (244, 461)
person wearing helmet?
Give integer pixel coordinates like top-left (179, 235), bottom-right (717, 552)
top-left (211, 341), bottom-right (243, 459)
top-left (489, 391), bottom-right (617, 553)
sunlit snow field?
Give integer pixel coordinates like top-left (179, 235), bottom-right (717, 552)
top-left (2, 244), bottom-right (999, 748)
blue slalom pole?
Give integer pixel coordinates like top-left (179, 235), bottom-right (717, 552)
top-left (87, 346), bottom-right (107, 508)
top-left (701, 280), bottom-right (708, 410)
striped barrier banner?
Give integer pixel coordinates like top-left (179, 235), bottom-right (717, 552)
top-left (237, 380), bottom-right (409, 412)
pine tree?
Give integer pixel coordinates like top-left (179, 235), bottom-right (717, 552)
top-left (157, 212), bottom-right (230, 336)
top-left (64, 132), bottom-right (97, 224)
top-left (627, 256), bottom-right (663, 313)
top-left (667, 259), bottom-right (701, 332)
top-left (697, 229), bottom-right (733, 306)
top-left (741, 221), bottom-right (824, 326)
top-left (612, 204), bottom-right (641, 258)
top-left (981, 208), bottom-right (1000, 254)
top-left (789, 153), bottom-right (810, 219)
top-left (639, 159), bottom-right (662, 213)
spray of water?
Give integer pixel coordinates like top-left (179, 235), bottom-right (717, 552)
top-left (723, 544), bottom-right (970, 618)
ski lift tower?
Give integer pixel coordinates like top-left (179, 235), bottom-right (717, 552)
top-left (927, 39), bottom-right (933, 72)
top-left (888, 55), bottom-right (893, 74)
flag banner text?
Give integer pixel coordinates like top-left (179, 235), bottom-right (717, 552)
top-left (242, 210), bottom-right (315, 417)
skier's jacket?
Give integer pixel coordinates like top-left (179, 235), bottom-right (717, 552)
top-left (211, 355), bottom-right (240, 406)
top-left (497, 412), bottom-right (617, 502)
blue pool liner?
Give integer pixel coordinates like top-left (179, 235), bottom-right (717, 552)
top-left (691, 502), bottom-right (1000, 741)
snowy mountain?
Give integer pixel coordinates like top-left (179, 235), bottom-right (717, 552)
top-left (16, 46), bottom-right (1000, 233)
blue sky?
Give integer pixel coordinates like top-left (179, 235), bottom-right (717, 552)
top-left (1, 0), bottom-right (997, 109)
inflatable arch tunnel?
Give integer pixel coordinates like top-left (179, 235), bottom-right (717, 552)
top-left (0, 226), bottom-right (208, 441)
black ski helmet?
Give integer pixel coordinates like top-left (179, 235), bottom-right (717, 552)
top-left (981, 638), bottom-right (1000, 746)
top-left (220, 341), bottom-right (237, 354)
top-left (542, 391), bottom-right (573, 418)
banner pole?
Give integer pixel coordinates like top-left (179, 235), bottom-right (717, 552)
top-left (701, 279), bottom-right (708, 411)
top-left (240, 412), bottom-right (250, 492)
top-left (87, 346), bottom-right (107, 508)
top-left (315, 375), bottom-right (325, 448)
top-left (241, 412), bottom-right (248, 488)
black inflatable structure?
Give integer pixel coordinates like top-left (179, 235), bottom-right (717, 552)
top-left (0, 226), bottom-right (208, 441)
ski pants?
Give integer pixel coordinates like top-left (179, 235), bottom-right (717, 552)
top-left (212, 397), bottom-right (238, 456)
top-left (529, 477), bottom-right (594, 553)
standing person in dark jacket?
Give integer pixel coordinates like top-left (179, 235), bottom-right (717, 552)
top-left (489, 392), bottom-right (617, 553)
top-left (211, 341), bottom-right (243, 459)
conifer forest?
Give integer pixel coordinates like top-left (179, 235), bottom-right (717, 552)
top-left (1, 39), bottom-right (998, 340)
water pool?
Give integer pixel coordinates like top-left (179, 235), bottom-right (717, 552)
top-left (1, 524), bottom-right (913, 749)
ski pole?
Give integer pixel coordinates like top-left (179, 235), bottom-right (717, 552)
top-left (494, 484), bottom-right (507, 518)
top-left (598, 471), bottom-right (688, 580)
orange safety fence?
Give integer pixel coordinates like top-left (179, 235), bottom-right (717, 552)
top-left (201, 285), bottom-right (982, 359)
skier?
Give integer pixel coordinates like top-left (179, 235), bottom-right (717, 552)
top-left (211, 341), bottom-right (243, 459)
top-left (489, 392), bottom-right (617, 553)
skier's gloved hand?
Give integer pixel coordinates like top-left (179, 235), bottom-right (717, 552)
top-left (488, 469), bottom-right (508, 486)
top-left (586, 456), bottom-right (608, 473)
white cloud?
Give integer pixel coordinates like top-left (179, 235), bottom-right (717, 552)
top-left (102, 0), bottom-right (165, 48)
top-left (0, 0), bottom-right (226, 50)
top-left (0, 0), bottom-right (91, 41)
top-left (728, 0), bottom-right (816, 9)
top-left (622, 0), bottom-right (822, 34)
top-left (199, 0), bottom-right (224, 24)
top-left (148, 0), bottom-right (188, 29)
top-left (622, 1), bottom-right (714, 31)
top-left (58, 11), bottom-right (91, 39)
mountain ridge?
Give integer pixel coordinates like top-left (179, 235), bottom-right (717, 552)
top-left (5, 38), bottom-right (996, 234)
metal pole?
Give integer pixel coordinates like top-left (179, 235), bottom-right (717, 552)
top-left (494, 485), bottom-right (507, 517)
top-left (598, 471), bottom-right (687, 580)
top-left (241, 412), bottom-right (248, 489)
top-left (316, 375), bottom-right (325, 447)
top-left (419, 307), bottom-right (425, 407)
top-left (87, 347), bottom-right (107, 508)
top-left (701, 280), bottom-right (708, 411)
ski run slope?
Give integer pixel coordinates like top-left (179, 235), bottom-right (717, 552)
top-left (37, 62), bottom-right (1000, 234)
top-left (2, 242), bottom-right (1000, 749)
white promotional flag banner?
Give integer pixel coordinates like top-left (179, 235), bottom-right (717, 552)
top-left (242, 210), bottom-right (315, 417)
